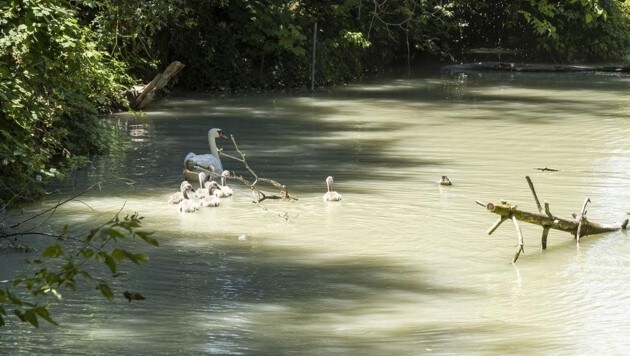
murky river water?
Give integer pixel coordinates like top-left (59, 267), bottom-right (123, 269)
top-left (1, 70), bottom-right (629, 355)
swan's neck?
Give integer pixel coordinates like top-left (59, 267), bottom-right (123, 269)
top-left (208, 133), bottom-right (219, 158)
top-left (327, 181), bottom-right (332, 192)
top-left (198, 175), bottom-right (204, 189)
top-left (221, 176), bottom-right (226, 186)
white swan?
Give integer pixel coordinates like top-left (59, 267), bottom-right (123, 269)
top-left (184, 128), bottom-right (228, 180)
top-left (323, 176), bottom-right (342, 202)
top-left (178, 182), bottom-right (199, 213)
top-left (167, 181), bottom-right (191, 204)
top-left (217, 170), bottom-right (233, 197)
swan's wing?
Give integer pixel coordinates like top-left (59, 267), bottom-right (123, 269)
top-left (184, 152), bottom-right (223, 177)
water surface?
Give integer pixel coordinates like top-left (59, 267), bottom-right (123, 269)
top-left (1, 71), bottom-right (629, 355)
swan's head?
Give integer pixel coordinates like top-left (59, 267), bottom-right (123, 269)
top-left (208, 128), bottom-right (228, 140)
top-left (221, 170), bottom-right (230, 178)
top-left (325, 176), bottom-right (334, 185)
top-left (199, 172), bottom-right (209, 182)
top-left (207, 181), bottom-right (221, 192)
top-left (180, 180), bottom-right (192, 192)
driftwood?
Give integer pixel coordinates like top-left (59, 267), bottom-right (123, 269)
top-left (127, 61), bottom-right (185, 110)
top-left (443, 61), bottom-right (630, 75)
top-left (535, 167), bottom-right (559, 172)
top-left (477, 176), bottom-right (628, 263)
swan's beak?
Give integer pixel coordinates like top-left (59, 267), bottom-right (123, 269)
top-left (219, 131), bottom-right (228, 139)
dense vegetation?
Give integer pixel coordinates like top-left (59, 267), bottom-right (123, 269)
top-left (1, 0), bottom-right (629, 328)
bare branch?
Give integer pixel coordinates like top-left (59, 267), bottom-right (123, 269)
top-left (219, 134), bottom-right (297, 203)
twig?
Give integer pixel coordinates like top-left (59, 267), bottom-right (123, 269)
top-left (488, 215), bottom-right (508, 235)
top-left (535, 167), bottom-right (559, 172)
top-left (219, 134), bottom-right (297, 202)
top-left (575, 197), bottom-right (591, 243)
top-left (511, 214), bottom-right (525, 263)
top-left (526, 176), bottom-right (543, 214)
top-left (9, 183), bottom-right (100, 229)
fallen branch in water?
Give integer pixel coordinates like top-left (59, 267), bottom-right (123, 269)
top-left (220, 134), bottom-right (297, 203)
top-left (182, 134), bottom-right (297, 220)
top-left (477, 176), bottom-right (628, 263)
top-left (535, 167), bottom-right (559, 172)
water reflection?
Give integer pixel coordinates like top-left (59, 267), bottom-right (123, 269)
top-left (1, 71), bottom-right (629, 354)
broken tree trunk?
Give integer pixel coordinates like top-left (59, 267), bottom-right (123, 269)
top-left (127, 61), bottom-right (185, 110)
top-left (477, 176), bottom-right (628, 263)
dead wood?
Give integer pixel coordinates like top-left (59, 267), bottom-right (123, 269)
top-left (127, 61), bottom-right (184, 110)
top-left (477, 176), bottom-right (628, 262)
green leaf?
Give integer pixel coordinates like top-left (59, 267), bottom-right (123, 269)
top-left (7, 291), bottom-right (23, 306)
top-left (111, 248), bottom-right (126, 261)
top-left (42, 244), bottom-right (64, 258)
top-left (105, 227), bottom-right (125, 240)
top-left (34, 306), bottom-right (58, 325)
top-left (585, 12), bottom-right (593, 23)
top-left (136, 231), bottom-right (159, 246)
top-left (104, 255), bottom-right (116, 275)
top-left (97, 283), bottom-right (114, 300)
top-left (49, 288), bottom-right (62, 300)
top-left (23, 309), bottom-right (39, 327)
top-left (131, 253), bottom-right (149, 264)
top-left (81, 248), bottom-right (94, 259)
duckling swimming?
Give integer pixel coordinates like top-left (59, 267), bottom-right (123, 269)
top-left (438, 176), bottom-right (452, 186)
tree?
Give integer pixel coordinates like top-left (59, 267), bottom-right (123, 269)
top-left (0, 0), bottom-right (130, 202)
top-left (454, 0), bottom-right (630, 62)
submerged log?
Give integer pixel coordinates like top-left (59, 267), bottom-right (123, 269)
top-left (477, 176), bottom-right (628, 263)
top-left (127, 61), bottom-right (185, 110)
top-left (443, 61), bottom-right (630, 75)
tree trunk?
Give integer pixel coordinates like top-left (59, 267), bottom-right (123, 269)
top-left (127, 61), bottom-right (185, 110)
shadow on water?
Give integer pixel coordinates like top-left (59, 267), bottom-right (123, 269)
top-left (68, 96), bottom-right (445, 196)
top-left (0, 238), bottom-right (564, 355)
top-left (56, 70), bottom-right (628, 197)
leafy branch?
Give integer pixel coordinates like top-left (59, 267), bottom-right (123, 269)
top-left (0, 185), bottom-right (157, 328)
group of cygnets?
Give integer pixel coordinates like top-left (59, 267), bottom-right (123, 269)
top-left (166, 163), bottom-right (450, 213)
top-left (167, 170), bottom-right (233, 212)
top-left (168, 127), bottom-right (452, 212)
top-left (168, 172), bottom-right (343, 213)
